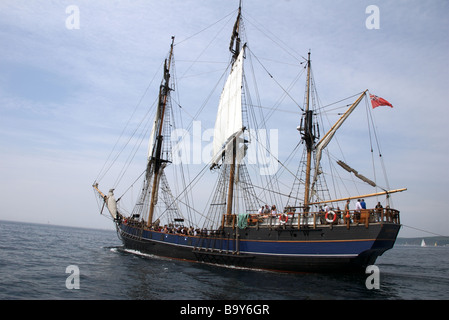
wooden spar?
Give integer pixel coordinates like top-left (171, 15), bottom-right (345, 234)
top-left (310, 89), bottom-right (368, 194)
top-left (93, 183), bottom-right (112, 217)
top-left (308, 188), bottom-right (407, 206)
top-left (315, 90), bottom-right (368, 149)
top-left (226, 138), bottom-right (237, 215)
top-left (148, 171), bottom-right (160, 226)
top-left (148, 36), bottom-right (175, 227)
top-left (303, 51), bottom-right (312, 216)
top-left (92, 183), bottom-right (106, 200)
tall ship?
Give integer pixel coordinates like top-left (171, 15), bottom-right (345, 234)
top-left (93, 3), bottom-right (406, 273)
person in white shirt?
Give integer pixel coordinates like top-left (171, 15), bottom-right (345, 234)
top-left (354, 199), bottom-right (362, 222)
top-left (355, 199), bottom-right (362, 212)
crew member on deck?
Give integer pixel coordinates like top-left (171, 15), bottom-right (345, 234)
top-left (375, 202), bottom-right (383, 221)
top-left (263, 205), bottom-right (270, 214)
top-left (361, 199), bottom-right (366, 209)
top-left (355, 199), bottom-right (362, 222)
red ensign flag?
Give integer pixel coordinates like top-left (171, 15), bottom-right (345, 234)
top-left (369, 94), bottom-right (393, 109)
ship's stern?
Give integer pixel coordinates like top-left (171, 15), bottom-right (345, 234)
top-left (354, 222), bottom-right (401, 269)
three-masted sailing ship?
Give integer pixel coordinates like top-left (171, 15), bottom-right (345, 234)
top-left (93, 4), bottom-right (406, 273)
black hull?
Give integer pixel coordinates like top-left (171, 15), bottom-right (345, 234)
top-left (116, 222), bottom-right (400, 273)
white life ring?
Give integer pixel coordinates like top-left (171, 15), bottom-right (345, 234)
top-left (325, 211), bottom-right (337, 223)
top-left (279, 214), bottom-right (288, 224)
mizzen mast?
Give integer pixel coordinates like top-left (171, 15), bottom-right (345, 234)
top-left (301, 51), bottom-right (316, 215)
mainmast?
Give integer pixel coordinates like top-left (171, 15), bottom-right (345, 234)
top-left (147, 36), bottom-right (175, 226)
top-left (226, 5), bottom-right (242, 216)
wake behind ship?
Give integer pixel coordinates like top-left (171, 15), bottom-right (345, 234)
top-left (93, 3), bottom-right (406, 273)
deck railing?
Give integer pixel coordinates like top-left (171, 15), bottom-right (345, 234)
top-left (222, 207), bottom-right (400, 229)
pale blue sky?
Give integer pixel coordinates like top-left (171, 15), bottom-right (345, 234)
top-left (0, 0), bottom-right (448, 237)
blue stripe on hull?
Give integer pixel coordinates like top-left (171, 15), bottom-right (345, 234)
top-left (241, 240), bottom-right (373, 256)
top-left (120, 224), bottom-right (376, 256)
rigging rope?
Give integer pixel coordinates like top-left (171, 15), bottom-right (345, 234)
top-left (95, 62), bottom-right (163, 183)
top-left (401, 225), bottom-right (449, 238)
top-left (175, 9), bottom-right (237, 46)
top-left (246, 46), bottom-right (304, 112)
top-left (113, 105), bottom-right (155, 188)
top-left (242, 11), bottom-right (305, 63)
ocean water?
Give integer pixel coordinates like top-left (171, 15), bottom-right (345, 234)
top-left (1, 220), bottom-right (448, 302)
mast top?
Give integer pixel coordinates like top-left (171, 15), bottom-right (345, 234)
top-left (229, 4), bottom-right (243, 61)
top-left (167, 36), bottom-right (175, 71)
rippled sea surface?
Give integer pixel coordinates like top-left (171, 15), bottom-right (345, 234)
top-left (1, 220), bottom-right (448, 301)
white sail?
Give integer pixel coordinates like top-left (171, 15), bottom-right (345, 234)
top-left (212, 48), bottom-right (245, 165)
top-left (147, 112), bottom-right (158, 160)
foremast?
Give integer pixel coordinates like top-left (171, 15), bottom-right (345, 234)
top-left (147, 36), bottom-right (175, 227)
top-left (93, 37), bottom-right (176, 227)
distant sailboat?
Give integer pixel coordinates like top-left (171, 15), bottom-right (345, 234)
top-left (421, 239), bottom-right (426, 247)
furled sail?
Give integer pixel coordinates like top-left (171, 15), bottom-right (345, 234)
top-left (211, 47), bottom-right (245, 167)
top-left (106, 189), bottom-right (118, 219)
top-left (310, 90), bottom-right (367, 192)
top-left (337, 160), bottom-right (377, 187)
